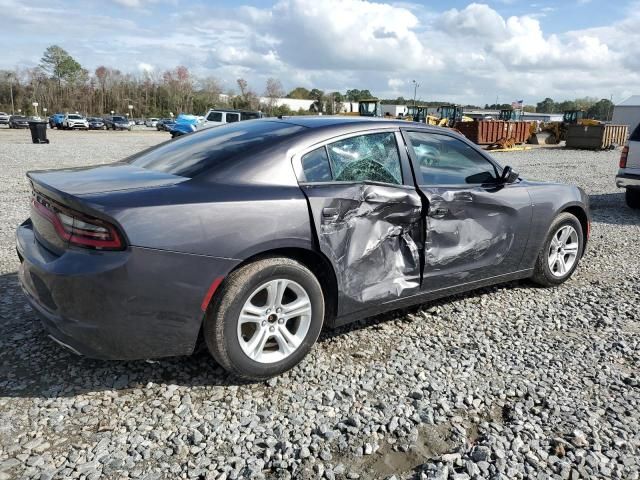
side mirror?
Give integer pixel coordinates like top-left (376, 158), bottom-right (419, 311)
top-left (500, 165), bottom-right (519, 183)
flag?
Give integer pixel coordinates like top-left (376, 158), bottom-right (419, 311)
top-left (511, 100), bottom-right (524, 109)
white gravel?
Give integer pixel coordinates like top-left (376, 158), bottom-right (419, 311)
top-left (0, 127), bottom-right (638, 480)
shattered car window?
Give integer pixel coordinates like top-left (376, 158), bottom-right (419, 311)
top-left (302, 147), bottom-right (332, 182)
top-left (407, 132), bottom-right (498, 185)
top-left (327, 133), bottom-right (402, 185)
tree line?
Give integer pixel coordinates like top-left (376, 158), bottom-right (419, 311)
top-left (0, 45), bottom-right (616, 120)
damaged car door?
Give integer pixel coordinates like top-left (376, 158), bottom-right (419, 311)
top-left (402, 130), bottom-right (532, 291)
top-left (297, 131), bottom-right (423, 316)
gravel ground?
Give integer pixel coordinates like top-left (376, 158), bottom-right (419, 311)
top-left (0, 127), bottom-right (638, 480)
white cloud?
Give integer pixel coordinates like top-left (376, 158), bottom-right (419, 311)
top-left (1, 0), bottom-right (639, 104)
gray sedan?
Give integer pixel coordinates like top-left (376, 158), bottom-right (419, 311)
top-left (16, 117), bottom-right (590, 379)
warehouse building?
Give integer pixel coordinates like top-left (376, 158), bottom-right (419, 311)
top-left (612, 95), bottom-right (640, 133)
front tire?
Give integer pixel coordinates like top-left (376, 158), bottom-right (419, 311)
top-left (626, 188), bottom-right (640, 209)
top-left (204, 257), bottom-right (325, 380)
top-left (531, 212), bottom-right (584, 286)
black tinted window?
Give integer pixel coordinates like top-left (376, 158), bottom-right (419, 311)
top-left (407, 132), bottom-right (497, 185)
top-left (631, 124), bottom-right (640, 141)
top-left (301, 147), bottom-right (332, 182)
top-left (241, 112), bottom-right (261, 120)
top-left (326, 132), bottom-right (402, 185)
top-left (207, 112), bottom-right (223, 122)
top-left (226, 113), bottom-right (240, 123)
top-left (127, 121), bottom-right (304, 178)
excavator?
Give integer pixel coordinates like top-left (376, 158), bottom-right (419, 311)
top-left (529, 110), bottom-right (600, 144)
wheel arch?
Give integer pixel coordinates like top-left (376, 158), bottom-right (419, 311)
top-left (206, 246), bottom-right (339, 328)
top-left (560, 203), bottom-right (589, 254)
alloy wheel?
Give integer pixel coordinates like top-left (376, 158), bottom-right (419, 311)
top-left (548, 225), bottom-right (579, 277)
top-left (237, 279), bottom-right (312, 364)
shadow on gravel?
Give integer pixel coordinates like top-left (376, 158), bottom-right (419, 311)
top-left (589, 192), bottom-right (640, 225)
top-left (0, 269), bottom-right (530, 398)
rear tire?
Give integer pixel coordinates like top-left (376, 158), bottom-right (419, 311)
top-left (204, 257), bottom-right (324, 380)
top-left (531, 212), bottom-right (584, 287)
top-left (626, 188), bottom-right (640, 209)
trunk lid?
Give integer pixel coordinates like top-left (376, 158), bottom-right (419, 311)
top-left (27, 164), bottom-right (188, 254)
top-left (27, 163), bottom-right (188, 196)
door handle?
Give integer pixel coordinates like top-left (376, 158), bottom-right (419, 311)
top-left (428, 206), bottom-right (448, 218)
top-left (322, 207), bottom-right (340, 222)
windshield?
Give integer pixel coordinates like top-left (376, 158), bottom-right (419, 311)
top-left (68, 115), bottom-right (82, 119)
top-left (126, 120), bottom-right (305, 178)
top-left (113, 116), bottom-right (126, 121)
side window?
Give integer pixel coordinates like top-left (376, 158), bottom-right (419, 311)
top-left (207, 112), bottom-right (223, 122)
top-left (406, 132), bottom-right (498, 185)
top-left (301, 147), bottom-right (332, 182)
top-left (241, 112), bottom-right (260, 120)
top-left (226, 113), bottom-right (240, 123)
top-left (326, 132), bottom-right (402, 185)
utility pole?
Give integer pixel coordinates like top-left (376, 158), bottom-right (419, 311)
top-left (412, 80), bottom-right (420, 107)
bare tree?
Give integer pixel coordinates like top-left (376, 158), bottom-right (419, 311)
top-left (264, 78), bottom-right (284, 115)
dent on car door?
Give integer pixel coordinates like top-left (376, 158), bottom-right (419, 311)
top-left (298, 131), bottom-right (423, 316)
top-left (403, 130), bottom-right (532, 290)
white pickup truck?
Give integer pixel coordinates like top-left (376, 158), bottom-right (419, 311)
top-left (617, 123), bottom-right (640, 208)
top-left (0, 112), bottom-right (10, 126)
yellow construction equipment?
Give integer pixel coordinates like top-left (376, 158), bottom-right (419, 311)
top-left (530, 110), bottom-right (601, 145)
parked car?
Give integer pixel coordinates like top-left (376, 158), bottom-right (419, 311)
top-left (103, 115), bottom-right (131, 131)
top-left (135, 118), bottom-right (145, 125)
top-left (203, 108), bottom-right (262, 128)
top-left (49, 113), bottom-right (65, 129)
top-left (62, 114), bottom-right (89, 130)
top-left (156, 118), bottom-right (176, 131)
top-left (167, 114), bottom-right (204, 138)
top-left (616, 123), bottom-right (640, 208)
top-left (144, 117), bottom-right (159, 128)
top-left (16, 117), bottom-right (590, 379)
top-left (9, 115), bottom-right (29, 128)
top-left (0, 112), bottom-right (10, 126)
top-left (87, 117), bottom-right (106, 130)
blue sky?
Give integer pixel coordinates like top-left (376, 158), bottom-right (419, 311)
top-left (1, 0), bottom-right (638, 104)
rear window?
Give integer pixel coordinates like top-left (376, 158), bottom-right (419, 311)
top-left (126, 120), bottom-right (305, 178)
top-left (113, 116), bottom-right (126, 121)
top-left (631, 124), bottom-right (640, 141)
top-left (68, 115), bottom-right (82, 119)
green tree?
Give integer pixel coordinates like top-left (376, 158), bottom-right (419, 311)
top-left (536, 97), bottom-right (555, 113)
top-left (40, 45), bottom-right (83, 87)
top-left (587, 98), bottom-right (614, 120)
top-left (286, 87), bottom-right (311, 99)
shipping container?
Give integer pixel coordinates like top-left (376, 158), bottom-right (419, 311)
top-left (455, 120), bottom-right (532, 145)
top-left (565, 124), bottom-right (629, 150)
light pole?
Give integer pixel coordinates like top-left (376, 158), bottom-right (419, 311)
top-left (32, 102), bottom-right (39, 118)
top-left (43, 108), bottom-right (47, 119)
top-left (128, 104), bottom-right (133, 121)
top-left (412, 80), bottom-right (420, 107)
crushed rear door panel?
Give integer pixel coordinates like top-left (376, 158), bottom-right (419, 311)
top-left (302, 182), bottom-right (423, 316)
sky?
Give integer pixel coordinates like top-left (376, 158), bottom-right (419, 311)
top-left (0, 0), bottom-right (638, 105)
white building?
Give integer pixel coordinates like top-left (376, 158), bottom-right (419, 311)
top-left (258, 97), bottom-right (316, 111)
top-left (381, 104), bottom-right (408, 117)
top-left (612, 95), bottom-right (640, 133)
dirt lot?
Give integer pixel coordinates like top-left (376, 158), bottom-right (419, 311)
top-left (0, 127), bottom-right (638, 480)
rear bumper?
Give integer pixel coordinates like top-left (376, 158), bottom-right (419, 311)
top-left (16, 220), bottom-right (238, 360)
top-left (616, 170), bottom-right (640, 189)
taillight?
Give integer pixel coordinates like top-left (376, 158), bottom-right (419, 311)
top-left (32, 193), bottom-right (124, 250)
top-left (620, 146), bottom-right (628, 168)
